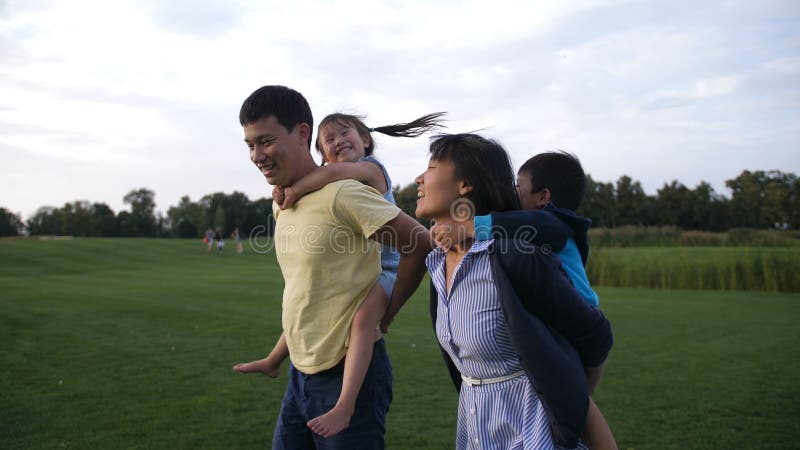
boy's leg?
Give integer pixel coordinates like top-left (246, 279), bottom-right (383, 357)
top-left (308, 283), bottom-right (387, 438)
top-left (582, 397), bottom-right (617, 450)
top-left (309, 339), bottom-right (393, 450)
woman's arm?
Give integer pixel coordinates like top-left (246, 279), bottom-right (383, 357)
top-left (281, 161), bottom-right (388, 209)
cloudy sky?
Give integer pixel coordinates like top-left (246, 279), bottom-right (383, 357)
top-left (1, 0), bottom-right (798, 219)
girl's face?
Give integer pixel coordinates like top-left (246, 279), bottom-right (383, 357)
top-left (318, 122), bottom-right (370, 164)
top-left (414, 157), bottom-right (472, 220)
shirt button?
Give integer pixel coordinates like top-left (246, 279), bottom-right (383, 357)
top-left (470, 407), bottom-right (476, 415)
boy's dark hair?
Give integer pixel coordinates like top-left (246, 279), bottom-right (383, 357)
top-left (429, 133), bottom-right (520, 216)
top-left (315, 112), bottom-right (445, 160)
top-left (519, 151), bottom-right (587, 210)
top-left (239, 85), bottom-right (314, 148)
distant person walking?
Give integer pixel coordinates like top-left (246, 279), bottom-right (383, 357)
top-left (232, 227), bottom-right (243, 254)
top-left (214, 227), bottom-right (224, 253)
top-left (205, 228), bottom-right (215, 252)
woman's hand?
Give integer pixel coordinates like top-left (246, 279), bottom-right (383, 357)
top-left (430, 217), bottom-right (475, 251)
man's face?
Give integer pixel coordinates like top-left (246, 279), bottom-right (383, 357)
top-left (244, 116), bottom-right (309, 186)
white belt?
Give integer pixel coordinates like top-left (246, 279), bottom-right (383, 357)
top-left (461, 370), bottom-right (525, 387)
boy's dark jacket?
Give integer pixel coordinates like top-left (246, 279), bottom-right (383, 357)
top-left (429, 239), bottom-right (612, 448)
top-left (489, 203), bottom-right (592, 265)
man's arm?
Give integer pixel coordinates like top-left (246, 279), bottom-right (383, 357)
top-left (371, 212), bottom-right (433, 332)
top-left (232, 332), bottom-right (288, 378)
top-left (282, 161), bottom-right (387, 209)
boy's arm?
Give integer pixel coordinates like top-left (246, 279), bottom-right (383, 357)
top-left (282, 161), bottom-right (388, 209)
top-left (430, 210), bottom-right (572, 253)
top-left (370, 212), bottom-right (434, 332)
top-left (486, 210), bottom-right (572, 251)
top-left (497, 246), bottom-right (613, 369)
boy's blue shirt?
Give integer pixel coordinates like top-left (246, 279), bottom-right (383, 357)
top-left (475, 204), bottom-right (599, 306)
top-left (558, 239), bottom-right (599, 307)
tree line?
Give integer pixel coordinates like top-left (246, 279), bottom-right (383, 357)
top-left (0, 169), bottom-right (798, 238)
top-left (394, 169), bottom-right (800, 232)
top-left (1, 188), bottom-right (275, 239)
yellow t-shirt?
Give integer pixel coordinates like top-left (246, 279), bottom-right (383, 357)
top-left (273, 180), bottom-right (401, 374)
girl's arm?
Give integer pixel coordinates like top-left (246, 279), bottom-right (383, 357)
top-left (281, 161), bottom-right (388, 209)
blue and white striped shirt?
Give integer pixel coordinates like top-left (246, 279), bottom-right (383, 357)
top-left (427, 240), bottom-right (587, 450)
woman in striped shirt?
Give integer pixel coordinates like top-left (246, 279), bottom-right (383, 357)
top-left (408, 134), bottom-right (614, 449)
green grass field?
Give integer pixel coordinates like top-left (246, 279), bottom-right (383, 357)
top-left (1, 238), bottom-right (798, 449)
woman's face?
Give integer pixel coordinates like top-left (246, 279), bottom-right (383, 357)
top-left (414, 157), bottom-right (471, 220)
top-left (318, 122), bottom-right (370, 164)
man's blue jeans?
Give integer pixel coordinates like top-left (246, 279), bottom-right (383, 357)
top-left (272, 339), bottom-right (393, 449)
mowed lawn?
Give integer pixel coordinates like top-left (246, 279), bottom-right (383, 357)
top-left (1, 238), bottom-right (798, 449)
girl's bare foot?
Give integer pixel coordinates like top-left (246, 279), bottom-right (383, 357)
top-left (307, 405), bottom-right (354, 438)
top-left (232, 358), bottom-right (280, 378)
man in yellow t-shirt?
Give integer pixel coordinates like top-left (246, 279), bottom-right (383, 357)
top-left (233, 85), bottom-right (431, 450)
top-left (274, 179), bottom-right (400, 374)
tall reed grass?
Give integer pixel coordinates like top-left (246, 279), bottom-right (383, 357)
top-left (587, 247), bottom-right (800, 292)
top-left (588, 226), bottom-right (800, 248)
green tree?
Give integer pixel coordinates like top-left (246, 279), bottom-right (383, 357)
top-left (122, 188), bottom-right (157, 236)
top-left (213, 205), bottom-right (226, 233)
top-left (655, 181), bottom-right (694, 228)
top-left (244, 197), bottom-right (275, 238)
top-left (762, 171), bottom-right (796, 228)
top-left (60, 201), bottom-right (93, 236)
top-left (168, 196), bottom-right (204, 238)
top-left (0, 207), bottom-right (23, 236)
top-left (26, 206), bottom-right (59, 235)
top-left (579, 175), bottom-right (616, 227)
top-left (691, 182), bottom-right (730, 232)
top-left (200, 191), bottom-right (253, 235)
top-left (614, 175), bottom-right (648, 226)
top-left (725, 170), bottom-right (796, 229)
top-left (790, 177), bottom-right (800, 229)
top-left (89, 203), bottom-right (119, 237)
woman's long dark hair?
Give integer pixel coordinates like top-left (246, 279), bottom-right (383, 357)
top-left (315, 112), bottom-right (446, 160)
top-left (429, 133), bottom-right (520, 216)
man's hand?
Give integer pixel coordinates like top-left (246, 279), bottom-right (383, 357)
top-left (430, 217), bottom-right (475, 252)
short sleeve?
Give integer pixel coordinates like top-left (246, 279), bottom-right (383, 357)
top-left (332, 181), bottom-right (401, 238)
top-left (272, 199), bottom-right (281, 220)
